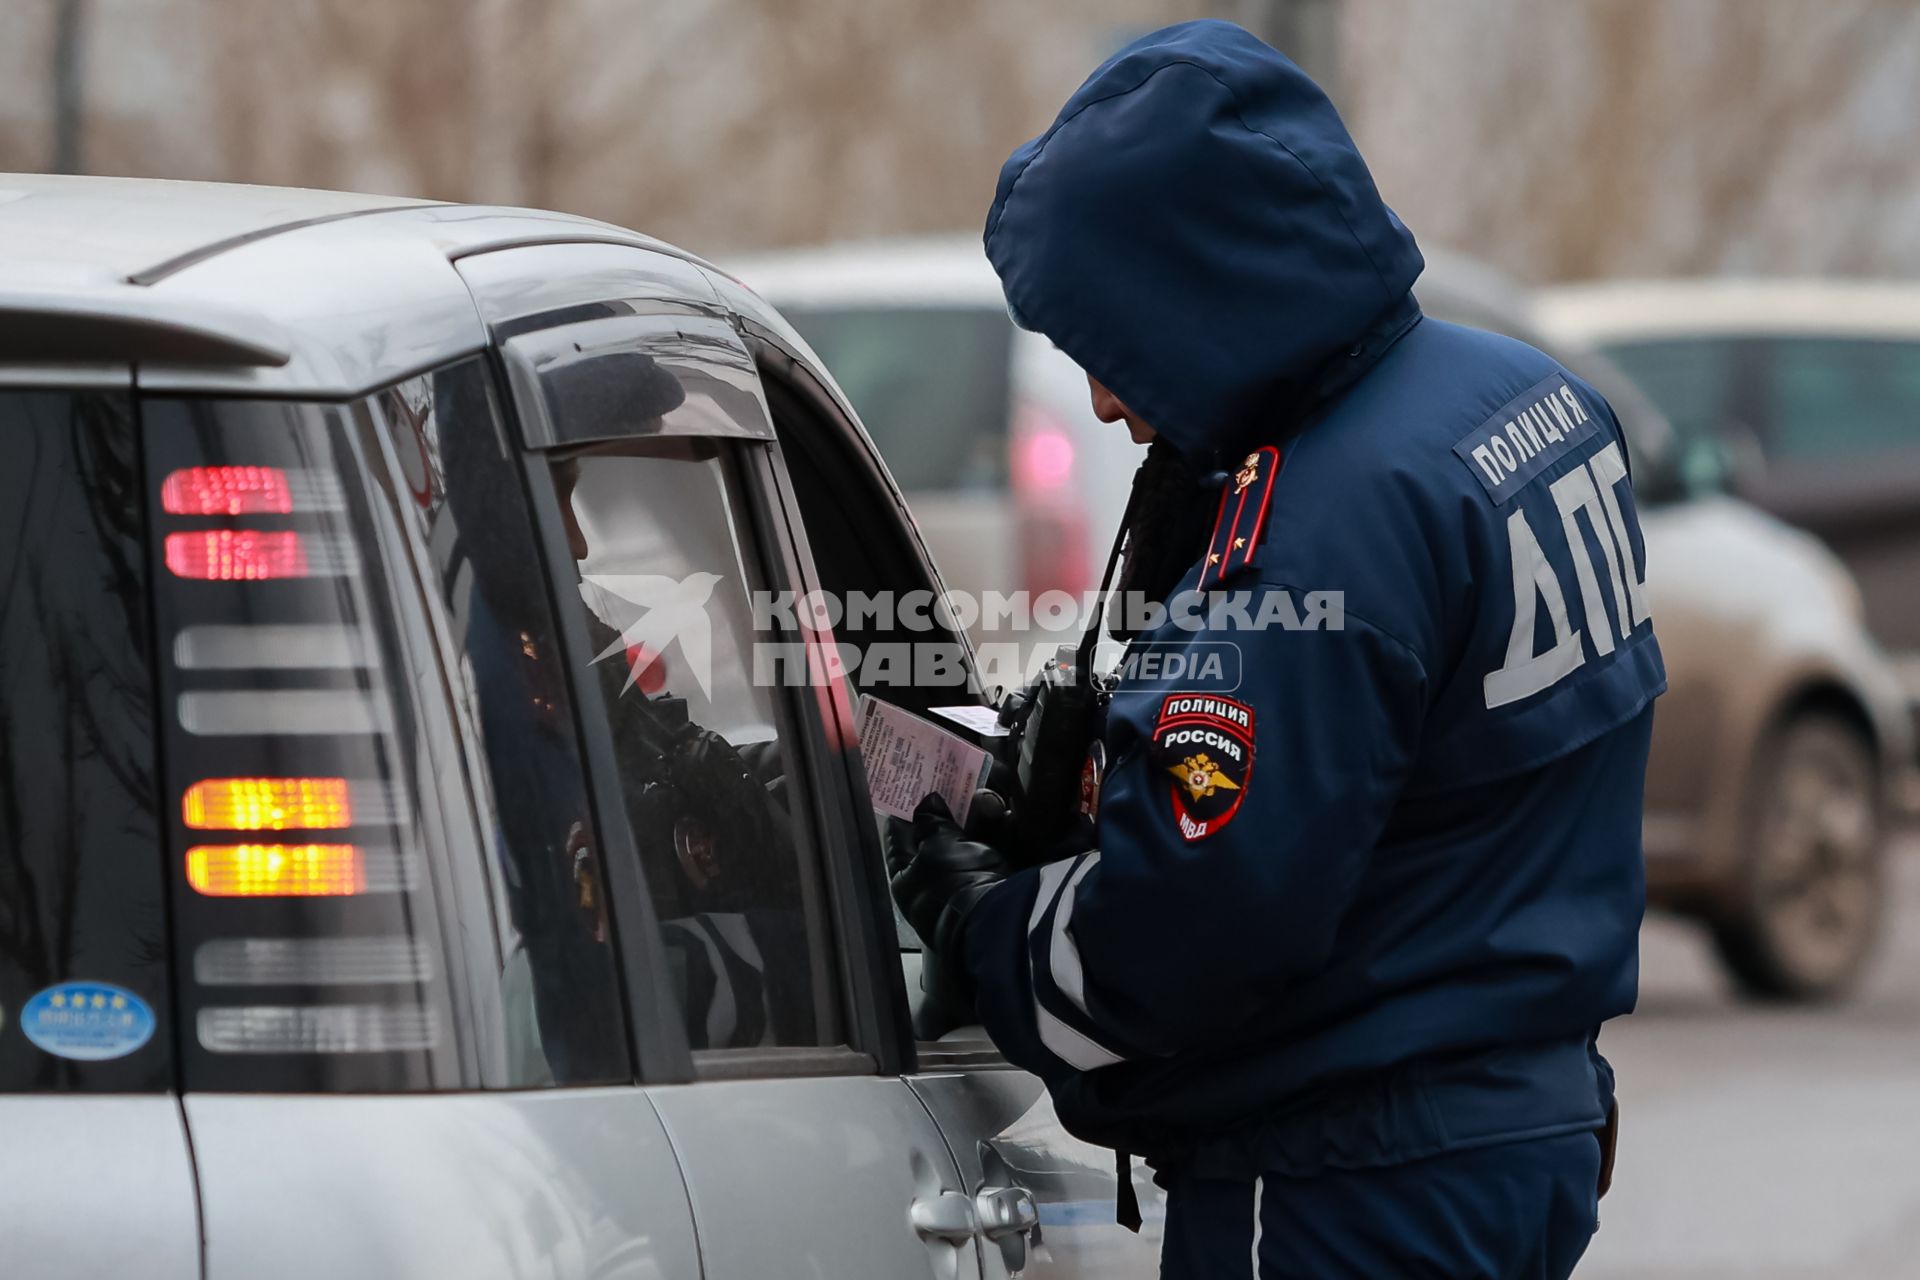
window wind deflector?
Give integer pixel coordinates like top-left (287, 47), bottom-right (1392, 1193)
top-left (501, 312), bottom-right (774, 448)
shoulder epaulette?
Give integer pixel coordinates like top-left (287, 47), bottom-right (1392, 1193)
top-left (1201, 444), bottom-right (1284, 588)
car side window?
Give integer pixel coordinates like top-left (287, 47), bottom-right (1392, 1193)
top-left (541, 437), bottom-right (843, 1055)
top-left (1603, 337), bottom-right (1741, 442)
top-left (1763, 337), bottom-right (1920, 462)
top-left (756, 362), bottom-right (1002, 1056)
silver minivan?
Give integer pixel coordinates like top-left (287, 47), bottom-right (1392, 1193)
top-left (0, 175), bottom-right (1161, 1278)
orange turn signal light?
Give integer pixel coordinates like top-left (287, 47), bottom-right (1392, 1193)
top-left (183, 777), bottom-right (352, 831)
top-left (186, 844), bottom-right (365, 897)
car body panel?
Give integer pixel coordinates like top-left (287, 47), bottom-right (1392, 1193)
top-left (647, 1075), bottom-right (981, 1280)
top-left (0, 172), bottom-right (431, 285)
top-left (0, 1097), bottom-right (200, 1280)
top-left (138, 211), bottom-right (490, 396)
top-left (141, 204), bottom-right (712, 397)
top-left (909, 1070), bottom-right (1167, 1279)
top-left (0, 173), bottom-right (729, 400)
top-left (459, 236), bottom-right (726, 331)
top-left (1638, 496), bottom-right (1912, 897)
top-left (186, 1092), bottom-right (701, 1280)
top-left (0, 359), bottom-right (132, 387)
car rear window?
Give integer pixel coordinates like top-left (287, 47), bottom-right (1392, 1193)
top-left (0, 389), bottom-right (174, 1091)
top-left (777, 305), bottom-right (1013, 494)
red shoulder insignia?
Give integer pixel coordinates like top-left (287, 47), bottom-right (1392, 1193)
top-left (1201, 445), bottom-right (1283, 588)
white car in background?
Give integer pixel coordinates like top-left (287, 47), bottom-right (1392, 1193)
top-left (734, 240), bottom-right (1914, 1003)
top-left (727, 237), bottom-right (1141, 669)
top-left (1538, 280), bottom-right (1920, 666)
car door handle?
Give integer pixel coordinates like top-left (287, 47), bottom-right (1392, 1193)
top-left (973, 1185), bottom-right (1038, 1239)
top-left (910, 1190), bottom-right (977, 1242)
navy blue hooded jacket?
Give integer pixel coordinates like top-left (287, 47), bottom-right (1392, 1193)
top-left (965, 21), bottom-right (1665, 1176)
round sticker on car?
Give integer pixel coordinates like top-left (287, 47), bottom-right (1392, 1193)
top-left (22, 981), bottom-right (155, 1061)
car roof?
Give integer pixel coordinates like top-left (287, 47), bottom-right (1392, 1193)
top-left (0, 173), bottom-right (434, 285)
top-left (1539, 279), bottom-right (1920, 345)
top-left (0, 174), bottom-right (728, 396)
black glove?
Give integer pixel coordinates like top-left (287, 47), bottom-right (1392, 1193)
top-left (966, 756), bottom-right (1022, 851)
top-left (887, 793), bottom-right (1013, 979)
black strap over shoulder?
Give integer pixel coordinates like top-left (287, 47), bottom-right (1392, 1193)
top-left (1116, 1149), bottom-right (1143, 1232)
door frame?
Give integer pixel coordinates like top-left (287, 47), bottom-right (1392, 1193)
top-left (742, 326), bottom-right (1009, 1074)
top-left (457, 238), bottom-right (922, 1082)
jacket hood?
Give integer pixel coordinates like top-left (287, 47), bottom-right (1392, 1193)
top-left (984, 20), bottom-right (1424, 462)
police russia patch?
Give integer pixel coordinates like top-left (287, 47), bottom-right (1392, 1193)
top-left (1151, 694), bottom-right (1254, 842)
top-left (1451, 373), bottom-right (1602, 504)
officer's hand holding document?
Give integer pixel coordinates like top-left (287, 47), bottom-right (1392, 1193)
top-left (855, 697), bottom-right (992, 826)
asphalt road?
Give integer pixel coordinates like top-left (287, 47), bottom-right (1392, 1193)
top-left (1580, 841), bottom-right (1920, 1279)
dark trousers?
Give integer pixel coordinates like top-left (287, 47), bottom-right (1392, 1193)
top-left (1159, 1132), bottom-right (1601, 1279)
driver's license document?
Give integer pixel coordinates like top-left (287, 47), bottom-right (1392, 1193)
top-left (857, 697), bottom-right (993, 826)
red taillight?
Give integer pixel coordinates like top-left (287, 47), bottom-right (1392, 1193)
top-left (166, 530), bottom-right (308, 580)
top-left (162, 466), bottom-right (293, 516)
top-left (1016, 430), bottom-right (1075, 491)
top-left (1011, 403), bottom-right (1079, 496)
top-left (1009, 404), bottom-right (1092, 597)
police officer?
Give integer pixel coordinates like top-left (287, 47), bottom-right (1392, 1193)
top-left (887, 20), bottom-right (1663, 1279)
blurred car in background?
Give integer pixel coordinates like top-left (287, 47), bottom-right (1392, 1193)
top-left (728, 238), bottom-right (1142, 661)
top-left (1538, 281), bottom-right (1920, 670)
top-left (741, 239), bottom-right (1914, 1001)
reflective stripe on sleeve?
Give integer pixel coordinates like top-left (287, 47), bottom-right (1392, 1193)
top-left (1026, 853), bottom-right (1126, 1071)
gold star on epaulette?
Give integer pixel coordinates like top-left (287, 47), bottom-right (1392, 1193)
top-left (1233, 537), bottom-right (1246, 550)
top-left (1206, 553), bottom-right (1221, 566)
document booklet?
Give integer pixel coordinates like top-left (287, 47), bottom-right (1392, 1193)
top-left (856, 696), bottom-right (993, 826)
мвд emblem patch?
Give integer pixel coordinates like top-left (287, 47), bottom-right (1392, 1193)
top-left (1151, 694), bottom-right (1254, 842)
